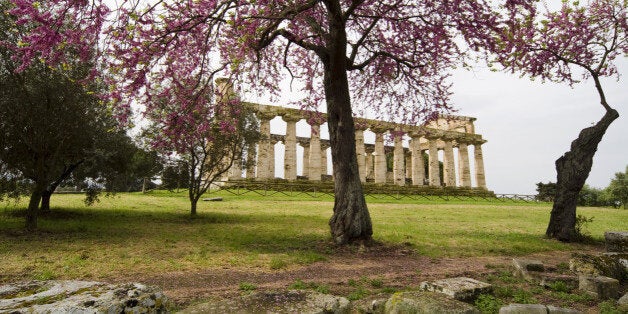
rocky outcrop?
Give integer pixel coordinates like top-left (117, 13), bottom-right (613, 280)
top-left (385, 291), bottom-right (479, 314)
top-left (180, 290), bottom-right (350, 314)
top-left (419, 277), bottom-right (492, 302)
top-left (0, 280), bottom-right (170, 313)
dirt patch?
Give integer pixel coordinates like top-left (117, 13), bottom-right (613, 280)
top-left (119, 243), bottom-right (601, 308)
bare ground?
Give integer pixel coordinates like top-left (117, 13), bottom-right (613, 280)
top-left (120, 243), bottom-right (607, 311)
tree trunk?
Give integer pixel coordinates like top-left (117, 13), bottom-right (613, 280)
top-left (546, 109), bottom-right (619, 241)
top-left (324, 4), bottom-right (373, 245)
top-left (26, 184), bottom-right (44, 232)
top-left (190, 199), bottom-right (198, 216)
top-left (40, 189), bottom-right (52, 212)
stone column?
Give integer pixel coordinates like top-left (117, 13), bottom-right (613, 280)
top-left (474, 141), bottom-right (487, 189)
top-left (443, 138), bottom-right (456, 187)
top-left (405, 154), bottom-right (412, 179)
top-left (228, 157), bottom-right (242, 180)
top-left (308, 123), bottom-right (322, 181)
top-left (283, 115), bottom-right (299, 181)
top-left (365, 147), bottom-right (374, 180)
top-left (302, 145), bottom-right (310, 178)
top-left (355, 128), bottom-right (367, 182)
top-left (373, 130), bottom-right (387, 184)
top-left (427, 137), bottom-right (441, 186)
top-left (246, 146), bottom-right (256, 178)
top-left (410, 134), bottom-right (425, 186)
top-left (321, 144), bottom-right (328, 176)
top-left (256, 115), bottom-right (273, 179)
top-left (269, 140), bottom-right (276, 179)
top-left (458, 142), bottom-right (472, 187)
top-left (393, 132), bottom-right (405, 186)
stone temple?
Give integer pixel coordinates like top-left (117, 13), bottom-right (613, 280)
top-left (219, 79), bottom-right (487, 190)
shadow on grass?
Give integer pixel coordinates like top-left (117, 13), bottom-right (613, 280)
top-left (0, 206), bottom-right (331, 256)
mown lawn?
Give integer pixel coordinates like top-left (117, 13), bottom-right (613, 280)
top-left (1, 190), bottom-right (626, 282)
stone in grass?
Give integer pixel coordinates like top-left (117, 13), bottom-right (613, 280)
top-left (202, 197), bottom-right (223, 202)
top-left (512, 259), bottom-right (544, 282)
top-left (499, 304), bottom-right (547, 314)
top-left (546, 305), bottom-right (582, 314)
top-left (605, 231), bottom-right (628, 253)
top-left (350, 293), bottom-right (389, 314)
top-left (578, 275), bottom-right (619, 300)
top-left (0, 280), bottom-right (170, 313)
top-left (499, 304), bottom-right (580, 314)
top-left (385, 291), bottom-right (479, 314)
top-left (570, 253), bottom-right (626, 281)
top-left (179, 290), bottom-right (350, 314)
top-left (419, 277), bottom-right (492, 302)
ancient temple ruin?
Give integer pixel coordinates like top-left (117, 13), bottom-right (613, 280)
top-left (224, 103), bottom-right (487, 190)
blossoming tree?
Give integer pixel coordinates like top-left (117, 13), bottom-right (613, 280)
top-left (496, 0), bottom-right (627, 241)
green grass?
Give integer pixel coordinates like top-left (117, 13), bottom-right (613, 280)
top-left (1, 190), bottom-right (626, 282)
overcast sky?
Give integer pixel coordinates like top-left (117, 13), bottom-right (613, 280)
top-left (448, 62), bottom-right (627, 194)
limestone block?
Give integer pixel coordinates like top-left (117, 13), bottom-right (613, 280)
top-left (512, 259), bottom-right (544, 282)
top-left (570, 253), bottom-right (626, 281)
top-left (349, 294), bottom-right (388, 314)
top-left (0, 280), bottom-right (170, 313)
top-left (578, 275), bottom-right (619, 300)
top-left (605, 231), bottom-right (628, 253)
top-left (546, 305), bottom-right (581, 313)
top-left (419, 277), bottom-right (492, 301)
top-left (498, 304), bottom-right (547, 314)
top-left (180, 290), bottom-right (350, 314)
top-left (385, 291), bottom-right (479, 314)
top-left (619, 292), bottom-right (628, 305)
top-left (539, 274), bottom-right (578, 290)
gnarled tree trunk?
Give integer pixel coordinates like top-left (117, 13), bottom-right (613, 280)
top-left (324, 3), bottom-right (373, 245)
top-left (546, 109), bottom-right (619, 241)
top-left (26, 183), bottom-right (45, 232)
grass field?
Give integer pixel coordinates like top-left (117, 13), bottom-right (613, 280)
top-left (1, 190), bottom-right (626, 284)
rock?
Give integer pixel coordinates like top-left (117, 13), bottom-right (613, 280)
top-left (499, 304), bottom-right (547, 314)
top-left (385, 291), bottom-right (479, 314)
top-left (420, 277), bottom-right (492, 302)
top-left (180, 290), bottom-right (350, 313)
top-left (512, 259), bottom-right (544, 282)
top-left (605, 231), bottom-right (628, 253)
top-left (203, 197), bottom-right (223, 201)
top-left (578, 275), bottom-right (619, 300)
top-left (349, 294), bottom-right (388, 314)
top-left (546, 305), bottom-right (581, 313)
top-left (0, 280), bottom-right (170, 313)
top-left (539, 274), bottom-right (578, 290)
top-left (570, 253), bottom-right (626, 282)
top-left (498, 304), bottom-right (581, 314)
top-left (618, 292), bottom-right (628, 305)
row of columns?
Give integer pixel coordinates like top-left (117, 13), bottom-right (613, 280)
top-left (233, 115), bottom-right (487, 189)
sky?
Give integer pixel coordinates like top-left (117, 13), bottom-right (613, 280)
top-left (449, 62), bottom-right (627, 194)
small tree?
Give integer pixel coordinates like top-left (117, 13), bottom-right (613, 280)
top-left (161, 161), bottom-right (190, 192)
top-left (144, 76), bottom-right (259, 216)
top-left (496, 0), bottom-right (627, 241)
top-left (606, 166), bottom-right (628, 209)
top-left (535, 182), bottom-right (557, 202)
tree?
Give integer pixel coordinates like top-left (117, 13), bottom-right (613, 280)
top-left (535, 182), bottom-right (557, 202)
top-left (0, 0), bottom-right (118, 230)
top-left (606, 166), bottom-right (628, 209)
top-left (107, 0), bottom-right (505, 244)
top-left (142, 76), bottom-right (259, 216)
top-left (161, 161), bottom-right (190, 192)
top-left (495, 0), bottom-right (627, 241)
